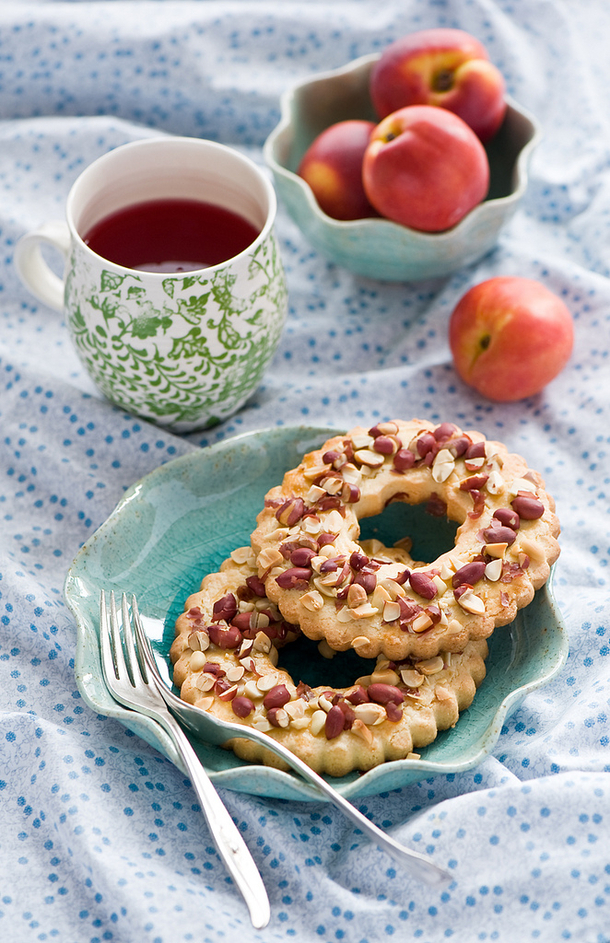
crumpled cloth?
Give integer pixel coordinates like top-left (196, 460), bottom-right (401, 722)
top-left (1, 2), bottom-right (610, 942)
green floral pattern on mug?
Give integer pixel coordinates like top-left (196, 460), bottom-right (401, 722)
top-left (65, 234), bottom-right (287, 430)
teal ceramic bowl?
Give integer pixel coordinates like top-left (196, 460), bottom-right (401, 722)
top-left (65, 425), bottom-right (568, 801)
top-left (264, 54), bottom-right (542, 281)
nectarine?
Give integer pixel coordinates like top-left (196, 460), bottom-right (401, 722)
top-left (370, 28), bottom-right (507, 143)
top-left (297, 120), bottom-right (377, 220)
top-left (362, 105), bottom-right (489, 232)
top-left (449, 276), bottom-right (574, 401)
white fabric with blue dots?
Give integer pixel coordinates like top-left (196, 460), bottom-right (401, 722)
top-left (1, 2), bottom-right (609, 942)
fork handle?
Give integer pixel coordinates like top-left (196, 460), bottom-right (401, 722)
top-left (233, 725), bottom-right (451, 886)
top-left (285, 756), bottom-right (449, 883)
top-left (156, 710), bottom-right (270, 929)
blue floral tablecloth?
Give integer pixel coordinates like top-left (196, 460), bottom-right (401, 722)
top-left (1, 2), bottom-right (610, 941)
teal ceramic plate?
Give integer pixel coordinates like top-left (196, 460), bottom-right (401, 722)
top-left (66, 425), bottom-right (568, 800)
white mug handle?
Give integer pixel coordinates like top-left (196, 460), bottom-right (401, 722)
top-left (14, 220), bottom-right (72, 313)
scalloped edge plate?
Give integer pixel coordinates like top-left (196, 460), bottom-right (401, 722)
top-left (66, 425), bottom-right (568, 800)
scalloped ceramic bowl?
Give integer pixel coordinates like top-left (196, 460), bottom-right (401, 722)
top-left (264, 53), bottom-right (541, 281)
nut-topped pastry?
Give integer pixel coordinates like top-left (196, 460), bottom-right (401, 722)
top-left (250, 419), bottom-right (560, 660)
top-left (171, 546), bottom-right (488, 777)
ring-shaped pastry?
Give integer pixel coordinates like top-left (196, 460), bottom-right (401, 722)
top-left (250, 419), bottom-right (561, 661)
top-left (171, 546), bottom-right (488, 777)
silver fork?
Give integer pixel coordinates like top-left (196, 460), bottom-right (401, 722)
top-left (99, 592), bottom-right (270, 929)
top-left (132, 597), bottom-right (451, 887)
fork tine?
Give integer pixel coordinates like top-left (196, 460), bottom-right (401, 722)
top-left (100, 591), bottom-right (118, 684)
top-left (131, 595), bottom-right (158, 674)
top-left (109, 591), bottom-right (131, 687)
top-left (121, 592), bottom-right (145, 687)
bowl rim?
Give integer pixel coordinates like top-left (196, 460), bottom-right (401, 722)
top-left (263, 52), bottom-right (543, 240)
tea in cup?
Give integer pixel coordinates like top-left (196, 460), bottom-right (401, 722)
top-left (14, 136), bottom-right (288, 432)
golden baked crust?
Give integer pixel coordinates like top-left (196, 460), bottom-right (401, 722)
top-left (170, 547), bottom-right (488, 777)
top-left (250, 419), bottom-right (561, 660)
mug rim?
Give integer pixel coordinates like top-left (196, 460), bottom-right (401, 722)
top-left (65, 135), bottom-right (278, 277)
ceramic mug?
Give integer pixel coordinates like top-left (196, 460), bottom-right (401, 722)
top-left (14, 136), bottom-right (288, 432)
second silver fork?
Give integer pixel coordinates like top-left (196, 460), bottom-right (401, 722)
top-left (132, 599), bottom-right (451, 887)
top-left (99, 592), bottom-right (270, 929)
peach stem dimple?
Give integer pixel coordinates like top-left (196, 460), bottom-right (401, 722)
top-left (432, 68), bottom-right (454, 91)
